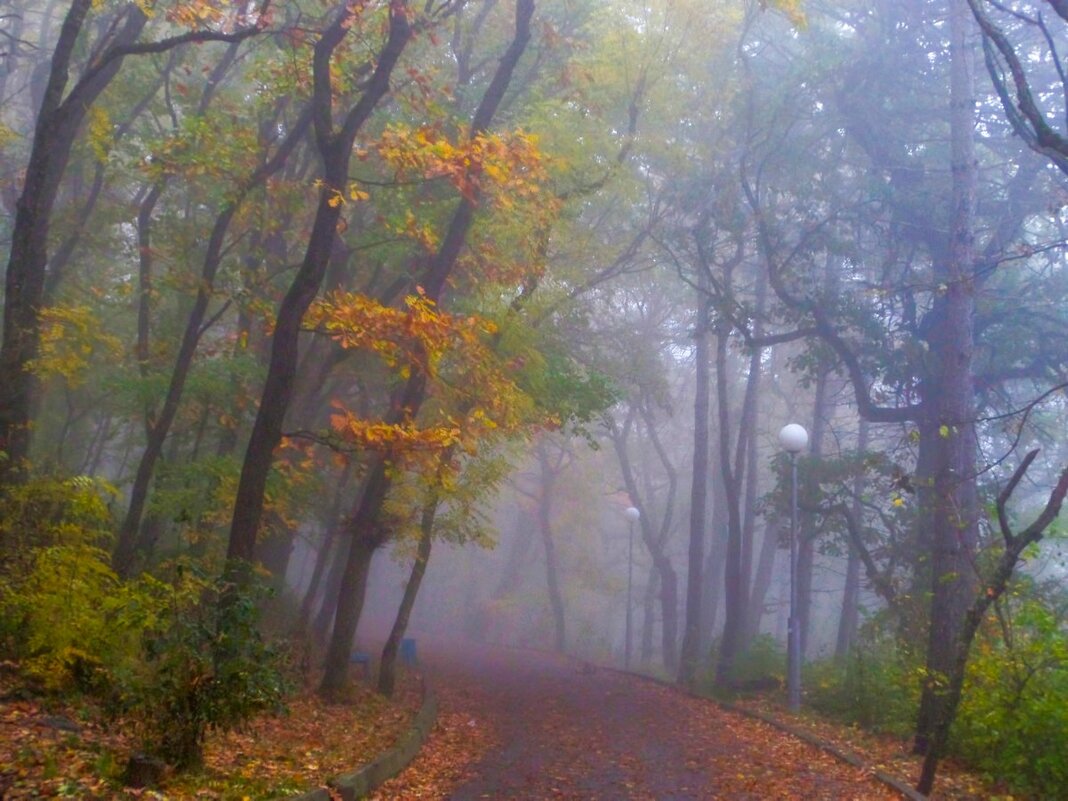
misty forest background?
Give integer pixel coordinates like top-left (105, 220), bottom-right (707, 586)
top-left (2, 0), bottom-right (1068, 796)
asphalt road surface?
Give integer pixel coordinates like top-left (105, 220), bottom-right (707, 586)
top-left (372, 640), bottom-right (900, 800)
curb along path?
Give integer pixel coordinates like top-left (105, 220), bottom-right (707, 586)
top-left (282, 680), bottom-right (438, 801)
top-left (718, 701), bottom-right (926, 801)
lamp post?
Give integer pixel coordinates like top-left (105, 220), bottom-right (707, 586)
top-left (624, 505), bottom-right (640, 670)
top-left (778, 423), bottom-right (808, 713)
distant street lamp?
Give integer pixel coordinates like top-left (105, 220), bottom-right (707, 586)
top-left (778, 423), bottom-right (808, 713)
top-left (624, 505), bottom-right (641, 670)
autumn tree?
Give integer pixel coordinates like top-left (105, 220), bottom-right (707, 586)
top-left (224, 0), bottom-right (416, 578)
top-left (317, 0), bottom-right (537, 697)
top-left (0, 0), bottom-right (269, 482)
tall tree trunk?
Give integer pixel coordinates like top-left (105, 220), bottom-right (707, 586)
top-left (378, 495), bottom-right (435, 697)
top-left (640, 565), bottom-right (658, 665)
top-left (298, 462), bottom-right (355, 630)
top-left (835, 420), bottom-right (868, 660)
top-left (536, 443), bottom-right (567, 653)
top-left (113, 103), bottom-right (311, 575)
top-left (224, 2), bottom-right (412, 577)
top-left (0, 3), bottom-right (147, 478)
top-left (797, 360), bottom-right (830, 660)
top-left (312, 535), bottom-right (348, 641)
top-left (699, 435), bottom-right (729, 655)
top-left (678, 288), bottom-right (711, 686)
top-left (913, 0), bottom-right (981, 755)
top-left (319, 460), bottom-right (392, 697)
top-left (258, 513), bottom-right (295, 593)
top-left (712, 236), bottom-right (762, 687)
top-left (611, 410), bottom-right (680, 673)
top-left (745, 520), bottom-right (780, 642)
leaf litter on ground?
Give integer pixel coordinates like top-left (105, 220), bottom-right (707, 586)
top-left (0, 668), bottom-right (421, 799)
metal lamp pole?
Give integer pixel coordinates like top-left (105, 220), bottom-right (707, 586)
top-left (779, 423), bottom-right (808, 713)
top-left (624, 506), bottom-right (640, 670)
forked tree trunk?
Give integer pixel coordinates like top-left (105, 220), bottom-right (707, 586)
top-left (317, 0), bottom-right (535, 698)
top-left (225, 2), bottom-right (412, 578)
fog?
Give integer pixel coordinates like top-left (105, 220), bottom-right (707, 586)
top-left (2, 0), bottom-right (1068, 793)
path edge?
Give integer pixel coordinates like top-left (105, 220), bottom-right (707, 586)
top-left (597, 662), bottom-right (926, 801)
top-left (279, 676), bottom-right (438, 801)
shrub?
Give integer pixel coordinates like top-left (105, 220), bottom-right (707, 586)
top-left (732, 634), bottom-right (786, 686)
top-left (0, 475), bottom-right (116, 579)
top-left (0, 538), bottom-right (287, 771)
top-left (805, 626), bottom-right (920, 736)
top-left (1, 544), bottom-right (167, 696)
top-left (951, 596), bottom-right (1068, 798)
top-left (138, 565), bottom-right (289, 769)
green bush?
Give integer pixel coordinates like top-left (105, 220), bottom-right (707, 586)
top-left (806, 596), bottom-right (1068, 799)
top-left (732, 634), bottom-right (786, 685)
top-left (1, 543), bottom-right (168, 695)
top-left (951, 597), bottom-right (1068, 798)
top-left (805, 626), bottom-right (920, 736)
top-left (0, 476), bottom-right (159, 696)
top-left (0, 481), bottom-right (288, 773)
top-left (0, 475), bottom-right (116, 579)
top-left (698, 635), bottom-right (786, 698)
top-left (138, 565), bottom-right (289, 769)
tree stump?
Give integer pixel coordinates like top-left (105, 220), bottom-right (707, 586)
top-left (122, 753), bottom-right (165, 788)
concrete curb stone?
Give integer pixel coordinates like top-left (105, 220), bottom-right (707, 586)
top-left (278, 679), bottom-right (438, 801)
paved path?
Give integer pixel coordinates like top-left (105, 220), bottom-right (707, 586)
top-left (373, 642), bottom-right (900, 800)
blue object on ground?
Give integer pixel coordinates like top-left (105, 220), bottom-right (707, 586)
top-left (400, 637), bottom-right (417, 666)
top-left (350, 651), bottom-right (371, 676)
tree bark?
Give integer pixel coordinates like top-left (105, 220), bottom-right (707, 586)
top-left (677, 287), bottom-right (711, 686)
top-left (797, 359), bottom-right (830, 660)
top-left (378, 495), bottom-right (435, 697)
top-left (640, 564), bottom-right (658, 665)
top-left (744, 520), bottom-right (780, 642)
top-left (835, 420), bottom-right (868, 659)
top-left (535, 444), bottom-right (567, 653)
top-left (913, 0), bottom-right (981, 755)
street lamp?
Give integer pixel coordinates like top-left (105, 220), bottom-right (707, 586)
top-left (624, 505), bottom-right (640, 670)
top-left (778, 423), bottom-right (808, 713)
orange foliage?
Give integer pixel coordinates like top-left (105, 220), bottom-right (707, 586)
top-left (377, 125), bottom-right (548, 205)
top-left (307, 291), bottom-right (538, 468)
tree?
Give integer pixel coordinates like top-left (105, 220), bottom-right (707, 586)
top-left (318, 0), bottom-right (537, 697)
top-left (917, 452), bottom-right (1068, 793)
top-left (224, 0), bottom-right (414, 577)
top-left (966, 0), bottom-right (1068, 174)
top-left (0, 1), bottom-right (268, 481)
